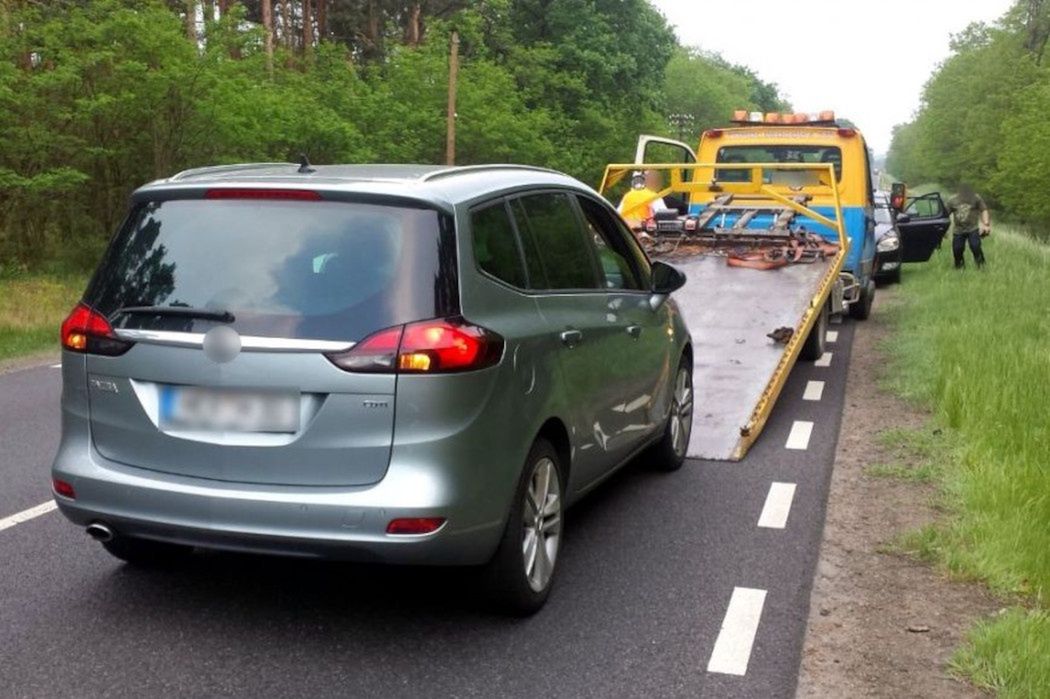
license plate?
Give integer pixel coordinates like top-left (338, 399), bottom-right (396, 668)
top-left (159, 385), bottom-right (300, 433)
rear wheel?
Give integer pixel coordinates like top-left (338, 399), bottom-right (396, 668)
top-left (485, 438), bottom-right (564, 615)
top-left (849, 279), bottom-right (875, 320)
top-left (101, 535), bottom-right (193, 567)
top-left (648, 355), bottom-right (694, 471)
top-left (800, 300), bottom-right (829, 361)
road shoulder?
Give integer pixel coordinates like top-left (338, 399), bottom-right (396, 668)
top-left (0, 350), bottom-right (58, 377)
top-left (796, 288), bottom-right (998, 697)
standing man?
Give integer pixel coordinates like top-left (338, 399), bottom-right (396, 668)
top-left (618, 170), bottom-right (668, 229)
top-left (946, 183), bottom-right (991, 268)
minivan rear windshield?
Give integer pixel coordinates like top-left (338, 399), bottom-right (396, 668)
top-left (85, 198), bottom-right (457, 342)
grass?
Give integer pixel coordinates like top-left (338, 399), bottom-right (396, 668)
top-left (884, 223), bottom-right (1050, 694)
top-left (0, 273), bottom-right (88, 361)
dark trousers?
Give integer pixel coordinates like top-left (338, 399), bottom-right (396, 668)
top-left (953, 230), bottom-right (985, 268)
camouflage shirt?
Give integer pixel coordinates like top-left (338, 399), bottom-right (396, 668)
top-left (946, 192), bottom-right (987, 233)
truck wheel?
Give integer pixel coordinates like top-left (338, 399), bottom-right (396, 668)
top-left (800, 300), bottom-right (829, 361)
top-left (648, 354), bottom-right (693, 471)
top-left (485, 438), bottom-right (564, 616)
top-left (849, 279), bottom-right (875, 320)
top-left (102, 536), bottom-right (193, 567)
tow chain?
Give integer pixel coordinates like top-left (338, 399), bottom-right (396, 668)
top-left (646, 231), bottom-right (839, 270)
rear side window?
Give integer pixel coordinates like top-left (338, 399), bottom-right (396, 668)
top-left (510, 193), bottom-right (598, 291)
top-left (86, 199), bottom-right (457, 342)
top-left (471, 202), bottom-right (527, 288)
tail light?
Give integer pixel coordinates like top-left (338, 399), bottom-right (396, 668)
top-left (60, 303), bottom-right (133, 356)
top-left (684, 217), bottom-right (698, 232)
top-left (327, 318), bottom-right (503, 374)
top-left (386, 517), bottom-right (446, 535)
top-left (644, 218), bottom-right (658, 234)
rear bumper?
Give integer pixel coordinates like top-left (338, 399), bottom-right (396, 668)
top-left (52, 443), bottom-right (506, 566)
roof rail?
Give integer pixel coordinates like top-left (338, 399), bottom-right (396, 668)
top-left (419, 164), bottom-right (562, 182)
top-left (168, 162), bottom-right (295, 182)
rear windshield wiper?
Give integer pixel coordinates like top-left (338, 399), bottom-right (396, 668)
top-left (111, 306), bottom-right (235, 323)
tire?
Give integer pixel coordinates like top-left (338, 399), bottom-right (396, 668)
top-left (485, 438), bottom-right (564, 616)
top-left (101, 535), bottom-right (193, 567)
top-left (648, 354), bottom-right (694, 472)
top-left (799, 300), bottom-right (829, 361)
top-left (890, 268), bottom-right (902, 285)
top-left (849, 279), bottom-right (875, 320)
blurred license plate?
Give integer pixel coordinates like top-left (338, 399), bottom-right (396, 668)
top-left (159, 386), bottom-right (299, 433)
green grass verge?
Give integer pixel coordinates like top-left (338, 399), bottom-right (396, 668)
top-left (0, 273), bottom-right (88, 361)
top-left (884, 225), bottom-right (1050, 694)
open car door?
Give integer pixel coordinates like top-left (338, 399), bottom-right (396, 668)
top-left (897, 192), bottom-right (950, 263)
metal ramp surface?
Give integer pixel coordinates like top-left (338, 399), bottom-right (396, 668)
top-left (670, 255), bottom-right (830, 461)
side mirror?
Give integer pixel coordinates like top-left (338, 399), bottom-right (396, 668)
top-left (651, 260), bottom-right (687, 295)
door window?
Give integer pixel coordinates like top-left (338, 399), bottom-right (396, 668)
top-left (471, 202), bottom-right (527, 289)
top-left (511, 193), bottom-right (600, 291)
top-left (904, 194), bottom-right (945, 219)
top-left (575, 196), bottom-right (646, 291)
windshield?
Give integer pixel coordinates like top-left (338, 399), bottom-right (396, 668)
top-left (716, 145), bottom-right (843, 183)
top-left (86, 199), bottom-right (457, 342)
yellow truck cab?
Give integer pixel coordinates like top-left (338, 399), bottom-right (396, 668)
top-left (630, 111), bottom-right (878, 319)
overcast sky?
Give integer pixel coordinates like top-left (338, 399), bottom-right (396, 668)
top-left (650, 0), bottom-right (1016, 154)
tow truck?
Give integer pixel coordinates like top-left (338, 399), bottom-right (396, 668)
top-left (602, 111), bottom-right (875, 460)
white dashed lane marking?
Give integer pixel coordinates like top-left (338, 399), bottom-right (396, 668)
top-left (814, 352), bottom-right (833, 368)
top-left (785, 421), bottom-right (814, 450)
top-left (825, 330), bottom-right (838, 343)
top-left (802, 380), bottom-right (825, 402)
top-left (707, 587), bottom-right (768, 676)
top-left (51, 364), bottom-right (61, 369)
top-left (0, 501), bottom-right (57, 533)
top-left (757, 483), bottom-right (797, 529)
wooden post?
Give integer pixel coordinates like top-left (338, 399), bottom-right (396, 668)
top-left (446, 30), bottom-right (459, 166)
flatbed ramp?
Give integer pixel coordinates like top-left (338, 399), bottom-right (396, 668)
top-left (669, 256), bottom-right (831, 460)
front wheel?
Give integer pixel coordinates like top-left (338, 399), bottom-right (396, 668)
top-left (849, 279), bottom-right (875, 320)
top-left (485, 438), bottom-right (564, 616)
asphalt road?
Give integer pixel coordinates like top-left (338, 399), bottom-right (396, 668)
top-left (0, 320), bottom-right (854, 698)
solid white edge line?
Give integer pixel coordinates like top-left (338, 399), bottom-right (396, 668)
top-left (786, 421), bottom-right (814, 450)
top-left (814, 352), bottom-right (833, 368)
top-left (50, 364), bottom-right (62, 369)
top-left (802, 380), bottom-right (825, 402)
top-left (757, 483), bottom-right (797, 529)
top-left (825, 330), bottom-right (839, 343)
top-left (707, 587), bottom-right (768, 676)
top-left (0, 500), bottom-right (58, 533)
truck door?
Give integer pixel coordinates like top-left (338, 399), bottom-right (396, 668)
top-left (897, 193), bottom-right (951, 262)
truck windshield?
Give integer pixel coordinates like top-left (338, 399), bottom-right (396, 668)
top-left (716, 145), bottom-right (843, 183)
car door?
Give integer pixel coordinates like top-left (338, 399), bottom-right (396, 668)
top-left (508, 191), bottom-right (634, 490)
top-left (897, 192), bottom-right (951, 262)
top-left (573, 193), bottom-right (672, 451)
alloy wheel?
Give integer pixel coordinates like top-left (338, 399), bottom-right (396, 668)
top-left (521, 457), bottom-right (562, 592)
top-left (669, 366), bottom-right (694, 458)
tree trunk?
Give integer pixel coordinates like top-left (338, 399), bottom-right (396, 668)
top-left (316, 0), bottom-right (327, 43)
top-left (404, 3), bottom-right (422, 46)
top-left (302, 0), bottom-right (313, 56)
top-left (185, 0), bottom-right (196, 41)
top-left (262, 0), bottom-right (274, 75)
top-left (280, 0), bottom-right (292, 49)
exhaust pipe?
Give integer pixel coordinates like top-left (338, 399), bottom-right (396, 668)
top-left (86, 522), bottom-right (114, 543)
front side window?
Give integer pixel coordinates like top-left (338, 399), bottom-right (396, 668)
top-left (510, 193), bottom-right (599, 291)
top-left (576, 196), bottom-right (644, 290)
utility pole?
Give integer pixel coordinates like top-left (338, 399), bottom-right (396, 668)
top-left (446, 30), bottom-right (459, 166)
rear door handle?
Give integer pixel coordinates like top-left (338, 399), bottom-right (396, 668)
top-left (625, 325), bottom-right (642, 339)
top-left (559, 329), bottom-right (583, 348)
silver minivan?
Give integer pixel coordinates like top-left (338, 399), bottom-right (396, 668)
top-left (52, 163), bottom-right (693, 613)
